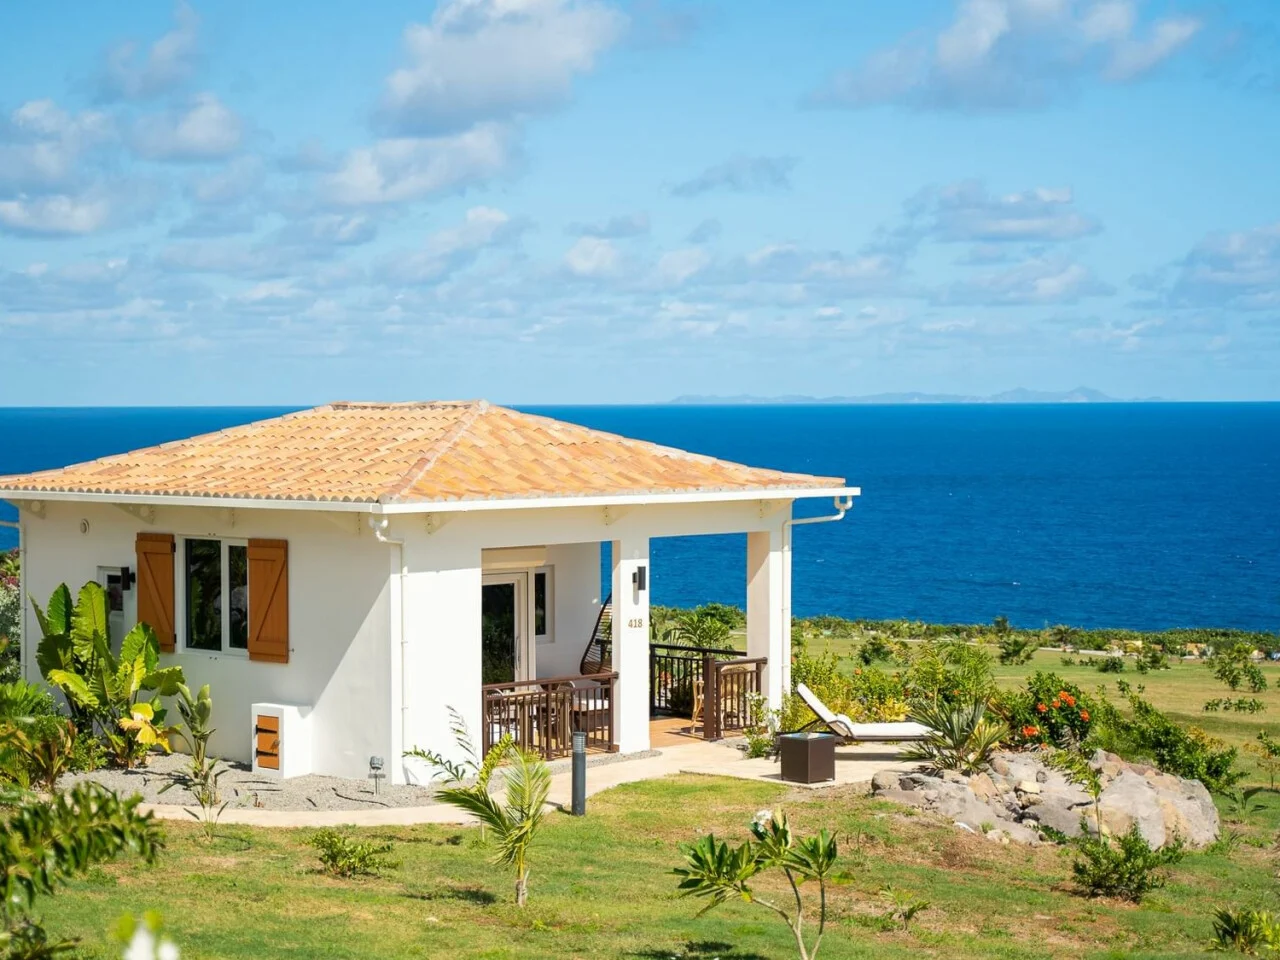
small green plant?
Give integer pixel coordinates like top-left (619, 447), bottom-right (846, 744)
top-left (1070, 824), bottom-right (1184, 902)
top-left (743, 693), bottom-right (778, 759)
top-left (1205, 829), bottom-right (1246, 856)
top-left (879, 885), bottom-right (930, 931)
top-left (172, 683), bottom-right (216, 772)
top-left (405, 707), bottom-right (550, 907)
top-left (1135, 646), bottom-right (1170, 673)
top-left (902, 700), bottom-right (1007, 774)
top-left (1095, 655), bottom-right (1125, 674)
top-left (1209, 907), bottom-right (1280, 953)
top-left (674, 809), bottom-right (848, 960)
top-left (1210, 644), bottom-right (1268, 694)
top-left (309, 828), bottom-right (396, 878)
top-left (1204, 698), bottom-right (1267, 714)
top-left (1246, 732), bottom-right (1280, 790)
top-left (1225, 786), bottom-right (1267, 821)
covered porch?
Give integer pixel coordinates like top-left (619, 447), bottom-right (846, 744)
top-left (474, 524), bottom-right (797, 761)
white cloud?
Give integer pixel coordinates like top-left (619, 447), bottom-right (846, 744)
top-left (133, 93), bottom-right (243, 160)
top-left (98, 2), bottom-right (200, 101)
top-left (379, 0), bottom-right (627, 135)
top-left (0, 100), bottom-right (114, 189)
top-left (1106, 16), bottom-right (1201, 81)
top-left (926, 180), bottom-right (1100, 242)
top-left (564, 236), bottom-right (620, 277)
top-left (942, 256), bottom-right (1114, 304)
top-left (671, 155), bottom-right (797, 197)
top-left (1173, 220), bottom-right (1280, 310)
top-left (323, 123), bottom-right (516, 205)
top-left (654, 247), bottom-right (710, 286)
top-left (380, 206), bottom-right (526, 284)
top-left (0, 193), bottom-right (113, 236)
top-left (812, 0), bottom-right (1203, 110)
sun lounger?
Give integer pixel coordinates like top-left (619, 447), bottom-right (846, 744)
top-left (794, 683), bottom-right (932, 741)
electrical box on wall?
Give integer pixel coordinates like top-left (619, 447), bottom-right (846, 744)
top-left (250, 703), bottom-right (313, 779)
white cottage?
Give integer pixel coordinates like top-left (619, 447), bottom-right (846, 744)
top-left (0, 402), bottom-right (857, 783)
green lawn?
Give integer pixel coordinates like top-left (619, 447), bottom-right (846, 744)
top-left (48, 654), bottom-right (1280, 959)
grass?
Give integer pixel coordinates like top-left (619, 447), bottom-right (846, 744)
top-left (47, 651), bottom-right (1280, 959)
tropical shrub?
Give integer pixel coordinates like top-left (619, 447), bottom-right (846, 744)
top-left (997, 631), bottom-right (1038, 665)
top-left (405, 708), bottom-right (550, 906)
top-left (1094, 682), bottom-right (1242, 793)
top-left (1210, 908), bottom-right (1280, 954)
top-left (902, 700), bottom-right (1007, 775)
top-left (997, 672), bottom-right (1095, 748)
top-left (1204, 698), bottom-right (1266, 714)
top-left (1210, 643), bottom-right (1268, 694)
top-left (0, 782), bottom-right (163, 955)
top-left (896, 638), bottom-right (996, 706)
top-left (1070, 824), bottom-right (1184, 901)
top-left (309, 828), bottom-right (397, 878)
top-left (34, 583), bottom-right (184, 768)
top-left (782, 651), bottom-right (909, 731)
top-left (674, 809), bottom-right (846, 960)
top-left (1245, 731), bottom-right (1280, 790)
top-left (0, 577), bottom-right (19, 685)
top-left (172, 683), bottom-right (216, 772)
top-left (662, 611), bottom-right (733, 650)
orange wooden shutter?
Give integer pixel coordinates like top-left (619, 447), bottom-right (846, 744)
top-left (248, 539), bottom-right (289, 664)
top-left (136, 533), bottom-right (176, 652)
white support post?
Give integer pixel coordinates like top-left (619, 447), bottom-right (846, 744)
top-left (747, 527), bottom-right (787, 709)
top-left (611, 536), bottom-right (650, 753)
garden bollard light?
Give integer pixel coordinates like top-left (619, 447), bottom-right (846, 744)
top-left (572, 732), bottom-right (587, 816)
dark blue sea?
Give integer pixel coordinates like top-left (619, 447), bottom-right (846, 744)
top-left (1, 404), bottom-right (1277, 632)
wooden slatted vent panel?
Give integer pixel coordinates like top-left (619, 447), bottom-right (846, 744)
top-left (255, 714), bottom-right (280, 770)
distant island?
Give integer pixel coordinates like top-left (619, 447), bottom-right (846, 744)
top-left (670, 387), bottom-right (1165, 405)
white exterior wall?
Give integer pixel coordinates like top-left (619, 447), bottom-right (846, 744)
top-left (17, 495), bottom-right (797, 785)
top-left (536, 541), bottom-right (602, 680)
top-left (17, 501), bottom-right (392, 780)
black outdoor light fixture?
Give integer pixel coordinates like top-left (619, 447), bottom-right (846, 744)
top-left (632, 564), bottom-right (648, 592)
top-left (368, 755), bottom-right (385, 795)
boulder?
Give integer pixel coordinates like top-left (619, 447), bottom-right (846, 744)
top-left (870, 750), bottom-right (1219, 849)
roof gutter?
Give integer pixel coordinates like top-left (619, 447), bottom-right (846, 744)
top-left (0, 485), bottom-right (860, 515)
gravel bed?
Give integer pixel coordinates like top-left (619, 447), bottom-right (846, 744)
top-left (59, 753), bottom-right (437, 811)
top-left (58, 748), bottom-right (663, 812)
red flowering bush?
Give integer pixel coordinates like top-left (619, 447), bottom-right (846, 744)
top-left (994, 672), bottom-right (1096, 748)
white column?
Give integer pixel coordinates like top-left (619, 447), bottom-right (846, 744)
top-left (611, 536), bottom-right (650, 753)
top-left (747, 526), bottom-right (787, 709)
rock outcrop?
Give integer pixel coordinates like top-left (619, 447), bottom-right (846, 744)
top-left (870, 749), bottom-right (1218, 848)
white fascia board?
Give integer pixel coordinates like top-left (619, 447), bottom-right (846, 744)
top-left (2, 485), bottom-right (860, 516)
top-left (379, 486), bottom-right (861, 514)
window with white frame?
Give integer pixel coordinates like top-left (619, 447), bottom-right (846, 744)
top-left (183, 538), bottom-right (249, 653)
top-left (534, 566), bottom-right (554, 643)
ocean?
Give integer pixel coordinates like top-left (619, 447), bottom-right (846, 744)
top-left (1, 404), bottom-right (1277, 632)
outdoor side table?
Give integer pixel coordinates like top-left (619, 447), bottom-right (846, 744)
top-left (779, 732), bottom-right (836, 784)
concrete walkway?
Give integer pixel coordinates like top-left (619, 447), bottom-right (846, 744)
top-left (139, 739), bottom-right (916, 828)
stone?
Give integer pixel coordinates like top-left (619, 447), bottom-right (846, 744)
top-left (1097, 771), bottom-right (1167, 846)
top-left (968, 772), bottom-right (999, 801)
top-left (872, 769), bottom-right (904, 792)
top-left (869, 749), bottom-right (1218, 849)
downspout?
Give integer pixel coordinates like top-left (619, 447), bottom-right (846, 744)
top-left (0, 518), bottom-right (21, 681)
top-left (370, 517), bottom-right (408, 783)
top-left (779, 496), bottom-right (854, 696)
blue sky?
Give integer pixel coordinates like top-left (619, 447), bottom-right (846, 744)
top-left (1, 0), bottom-right (1278, 404)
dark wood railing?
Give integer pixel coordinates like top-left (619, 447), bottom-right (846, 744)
top-left (649, 642), bottom-right (741, 716)
top-left (702, 655), bottom-right (767, 740)
top-left (482, 672), bottom-right (618, 759)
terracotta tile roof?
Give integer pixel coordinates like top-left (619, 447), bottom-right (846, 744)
top-left (0, 401), bottom-right (845, 506)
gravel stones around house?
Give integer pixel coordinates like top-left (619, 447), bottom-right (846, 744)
top-left (871, 749), bottom-right (1219, 849)
top-left (58, 747), bottom-right (663, 813)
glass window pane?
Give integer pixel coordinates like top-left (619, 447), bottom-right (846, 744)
top-left (228, 544), bottom-right (248, 649)
top-left (185, 539), bottom-right (222, 651)
top-left (534, 572), bottom-right (547, 636)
